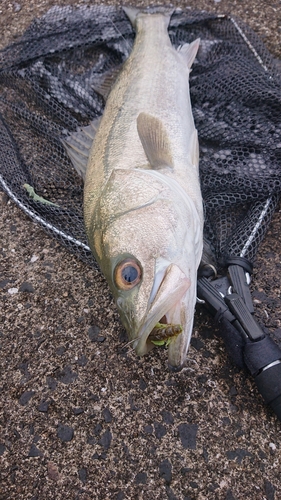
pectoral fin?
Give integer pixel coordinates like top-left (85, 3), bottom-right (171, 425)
top-left (61, 117), bottom-right (101, 180)
top-left (137, 112), bottom-right (173, 170)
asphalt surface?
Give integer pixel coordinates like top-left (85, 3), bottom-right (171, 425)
top-left (1, 1), bottom-right (281, 499)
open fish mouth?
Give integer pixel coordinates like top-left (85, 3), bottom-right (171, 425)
top-left (135, 309), bottom-right (193, 372)
top-left (133, 262), bottom-right (195, 370)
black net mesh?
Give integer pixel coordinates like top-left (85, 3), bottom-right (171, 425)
top-left (0, 5), bottom-right (280, 271)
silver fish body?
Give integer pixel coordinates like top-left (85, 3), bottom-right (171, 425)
top-left (66, 8), bottom-right (204, 370)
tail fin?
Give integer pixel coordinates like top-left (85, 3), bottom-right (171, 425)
top-left (123, 6), bottom-right (174, 28)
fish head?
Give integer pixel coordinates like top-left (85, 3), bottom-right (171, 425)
top-left (88, 168), bottom-right (203, 370)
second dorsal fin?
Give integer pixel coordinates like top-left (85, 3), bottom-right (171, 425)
top-left (178, 38), bottom-right (200, 69)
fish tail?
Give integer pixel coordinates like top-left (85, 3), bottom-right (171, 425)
top-left (123, 6), bottom-right (174, 28)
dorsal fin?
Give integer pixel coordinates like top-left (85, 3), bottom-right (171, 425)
top-left (61, 118), bottom-right (101, 180)
top-left (178, 38), bottom-right (200, 69)
top-left (137, 112), bottom-right (173, 170)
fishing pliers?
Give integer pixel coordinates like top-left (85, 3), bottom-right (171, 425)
top-left (197, 256), bottom-right (281, 420)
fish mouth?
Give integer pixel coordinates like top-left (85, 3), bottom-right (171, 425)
top-left (134, 262), bottom-right (195, 370)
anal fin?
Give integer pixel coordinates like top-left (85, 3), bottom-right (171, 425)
top-left (190, 129), bottom-right (199, 167)
top-left (62, 117), bottom-right (101, 180)
top-left (93, 65), bottom-right (122, 100)
top-left (137, 112), bottom-right (173, 170)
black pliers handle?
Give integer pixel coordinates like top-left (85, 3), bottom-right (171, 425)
top-left (197, 256), bottom-right (281, 420)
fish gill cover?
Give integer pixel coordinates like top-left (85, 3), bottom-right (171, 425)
top-left (0, 4), bottom-right (280, 271)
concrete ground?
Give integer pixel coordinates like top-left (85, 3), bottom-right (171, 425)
top-left (1, 1), bottom-right (281, 499)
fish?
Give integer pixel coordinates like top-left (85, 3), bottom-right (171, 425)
top-left (63, 6), bottom-right (204, 370)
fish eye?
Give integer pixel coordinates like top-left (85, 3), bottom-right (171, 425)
top-left (114, 258), bottom-right (142, 290)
